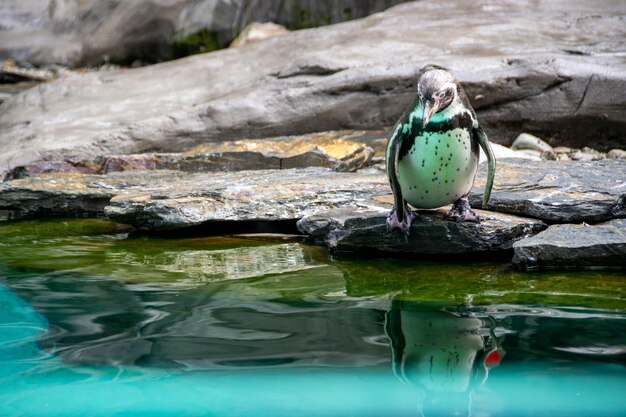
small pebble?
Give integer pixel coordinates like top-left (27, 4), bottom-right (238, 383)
top-left (571, 151), bottom-right (596, 161)
top-left (511, 133), bottom-right (553, 153)
top-left (607, 149), bottom-right (626, 159)
top-left (541, 150), bottom-right (557, 160)
top-left (553, 146), bottom-right (572, 154)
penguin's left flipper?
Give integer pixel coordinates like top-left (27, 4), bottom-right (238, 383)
top-left (473, 126), bottom-right (496, 209)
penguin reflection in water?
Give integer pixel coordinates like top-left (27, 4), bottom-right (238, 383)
top-left (386, 66), bottom-right (496, 233)
top-left (385, 303), bottom-right (504, 417)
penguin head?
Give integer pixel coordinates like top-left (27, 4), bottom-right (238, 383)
top-left (417, 68), bottom-right (459, 126)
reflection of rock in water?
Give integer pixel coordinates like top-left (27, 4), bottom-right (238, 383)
top-left (385, 301), bottom-right (503, 417)
top-left (106, 242), bottom-right (320, 283)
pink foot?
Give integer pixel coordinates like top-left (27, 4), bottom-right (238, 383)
top-left (446, 197), bottom-right (480, 223)
top-left (387, 206), bottom-right (418, 235)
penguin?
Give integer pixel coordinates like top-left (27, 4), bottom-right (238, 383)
top-left (385, 66), bottom-right (496, 233)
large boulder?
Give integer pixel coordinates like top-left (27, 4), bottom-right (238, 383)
top-left (1, 0), bottom-right (624, 173)
top-left (0, 0), bottom-right (409, 67)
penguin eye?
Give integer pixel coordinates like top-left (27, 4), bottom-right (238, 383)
top-left (435, 91), bottom-right (446, 100)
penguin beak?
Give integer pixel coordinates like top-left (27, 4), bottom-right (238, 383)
top-left (421, 100), bottom-right (437, 127)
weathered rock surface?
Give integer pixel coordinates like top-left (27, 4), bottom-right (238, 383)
top-left (104, 168), bottom-right (389, 229)
top-left (4, 131), bottom-right (375, 179)
top-left (0, 168), bottom-right (389, 226)
top-left (2, 158), bottom-right (624, 228)
top-left (297, 207), bottom-right (546, 255)
top-left (166, 131), bottom-right (375, 172)
top-left (512, 219), bottom-right (626, 269)
top-left (0, 0), bottom-right (408, 66)
top-left (470, 159), bottom-right (626, 223)
top-left (0, 171), bottom-right (182, 220)
top-left (1, 0), bottom-right (624, 172)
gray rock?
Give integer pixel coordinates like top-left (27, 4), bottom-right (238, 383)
top-left (0, 80), bottom-right (40, 104)
top-left (162, 131), bottom-right (375, 173)
top-left (5, 131), bottom-right (375, 179)
top-left (607, 149), bottom-right (626, 159)
top-left (571, 147), bottom-right (605, 161)
top-left (2, 158), bottom-right (624, 229)
top-left (297, 207), bottom-right (546, 255)
top-left (104, 168), bottom-right (389, 229)
top-left (0, 171), bottom-right (180, 220)
top-left (0, 0), bottom-right (409, 67)
top-left (511, 133), bottom-right (553, 153)
top-left (470, 159), bottom-right (626, 223)
top-left (0, 167), bottom-right (388, 226)
top-left (512, 219), bottom-right (626, 270)
top-left (1, 0), bottom-right (625, 172)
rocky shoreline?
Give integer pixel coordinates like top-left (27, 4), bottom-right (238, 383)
top-left (1, 137), bottom-right (624, 270)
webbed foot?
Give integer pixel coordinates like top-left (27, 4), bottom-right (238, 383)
top-left (387, 206), bottom-right (418, 234)
top-left (446, 197), bottom-right (480, 223)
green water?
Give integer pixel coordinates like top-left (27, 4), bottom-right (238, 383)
top-left (1, 219), bottom-right (625, 416)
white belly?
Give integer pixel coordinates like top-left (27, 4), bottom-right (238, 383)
top-left (397, 128), bottom-right (478, 209)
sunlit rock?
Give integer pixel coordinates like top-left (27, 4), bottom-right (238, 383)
top-left (471, 159), bottom-right (626, 223)
top-left (5, 131), bottom-right (375, 179)
top-left (229, 22), bottom-right (288, 48)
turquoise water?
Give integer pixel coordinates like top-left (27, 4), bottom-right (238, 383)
top-left (0, 219), bottom-right (625, 416)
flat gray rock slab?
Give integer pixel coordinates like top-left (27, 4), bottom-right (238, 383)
top-left (1, 0), bottom-right (624, 172)
top-left (512, 219), bottom-right (626, 269)
top-left (297, 207), bottom-right (546, 255)
top-left (0, 168), bottom-right (389, 225)
top-left (104, 168), bottom-right (389, 229)
top-left (470, 159), bottom-right (626, 223)
top-left (0, 171), bottom-right (185, 220)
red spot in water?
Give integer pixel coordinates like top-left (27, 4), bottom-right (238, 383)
top-left (484, 351), bottom-right (502, 366)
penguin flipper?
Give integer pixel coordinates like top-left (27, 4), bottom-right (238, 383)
top-left (473, 126), bottom-right (496, 208)
top-left (386, 124), bottom-right (408, 228)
